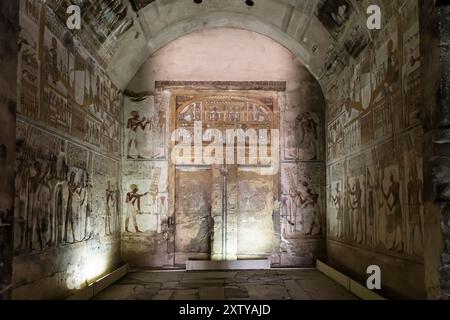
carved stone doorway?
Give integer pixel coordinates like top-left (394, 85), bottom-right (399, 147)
top-left (167, 85), bottom-right (281, 265)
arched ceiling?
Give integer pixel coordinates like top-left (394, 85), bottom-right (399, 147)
top-left (53, 0), bottom-right (395, 89)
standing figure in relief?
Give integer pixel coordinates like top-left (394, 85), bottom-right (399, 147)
top-left (125, 184), bottom-right (149, 233)
top-left (105, 180), bottom-right (115, 236)
top-left (81, 173), bottom-right (93, 241)
top-left (285, 168), bottom-right (308, 233)
top-left (126, 111), bottom-right (149, 159)
top-left (331, 183), bottom-right (343, 239)
top-left (27, 161), bottom-right (45, 251)
top-left (366, 169), bottom-right (376, 228)
top-left (48, 37), bottom-right (59, 85)
top-left (64, 172), bottom-right (82, 244)
top-left (296, 112), bottom-right (319, 160)
top-left (303, 187), bottom-right (322, 236)
top-left (350, 178), bottom-right (363, 243)
top-left (407, 170), bottom-right (423, 255)
top-left (381, 172), bottom-right (403, 252)
top-left (281, 191), bottom-right (294, 235)
top-left (35, 164), bottom-right (52, 250)
top-left (343, 177), bottom-right (352, 240)
top-left (15, 155), bottom-right (30, 251)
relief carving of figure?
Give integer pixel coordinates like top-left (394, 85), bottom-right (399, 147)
top-left (125, 184), bottom-right (149, 233)
top-left (343, 177), bottom-right (352, 240)
top-left (30, 161), bottom-right (51, 251)
top-left (81, 173), bottom-right (93, 241)
top-left (284, 168), bottom-right (322, 236)
top-left (296, 112), bottom-right (319, 160)
top-left (381, 171), bottom-right (403, 252)
top-left (407, 170), bottom-right (423, 256)
top-left (126, 111), bottom-right (149, 159)
top-left (64, 172), bottom-right (82, 244)
top-left (350, 178), bottom-right (363, 243)
top-left (331, 183), bottom-right (343, 239)
top-left (302, 187), bottom-right (322, 236)
top-left (105, 180), bottom-right (115, 236)
top-left (48, 37), bottom-right (59, 85)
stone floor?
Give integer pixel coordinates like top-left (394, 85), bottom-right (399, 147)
top-left (93, 269), bottom-right (358, 300)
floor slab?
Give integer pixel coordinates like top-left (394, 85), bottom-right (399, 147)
top-left (93, 269), bottom-right (358, 300)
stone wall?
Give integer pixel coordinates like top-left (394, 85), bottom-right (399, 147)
top-left (0, 0), bottom-right (19, 300)
top-left (121, 28), bottom-right (327, 268)
top-left (323, 0), bottom-right (427, 299)
top-left (12, 0), bottom-right (121, 299)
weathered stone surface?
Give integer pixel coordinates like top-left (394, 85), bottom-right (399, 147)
top-left (224, 287), bottom-right (250, 300)
top-left (122, 28), bottom-right (326, 269)
top-left (243, 284), bottom-right (290, 300)
top-left (297, 277), bottom-right (356, 300)
top-left (0, 0), bottom-right (18, 301)
top-left (199, 287), bottom-right (225, 300)
top-left (6, 0), bottom-right (449, 301)
top-left (283, 280), bottom-right (310, 300)
top-left (171, 289), bottom-right (199, 300)
top-left (11, 1), bottom-right (121, 299)
top-left (94, 285), bottom-right (137, 300)
top-left (94, 269), bottom-right (358, 300)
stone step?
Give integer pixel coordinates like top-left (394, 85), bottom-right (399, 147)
top-left (186, 259), bottom-right (271, 271)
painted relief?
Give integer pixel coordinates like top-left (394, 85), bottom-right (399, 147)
top-left (121, 83), bottom-right (326, 266)
top-left (18, 3), bottom-right (121, 157)
top-left (325, 0), bottom-right (424, 261)
top-left (283, 105), bottom-right (322, 162)
top-left (400, 0), bottom-right (421, 128)
top-left (177, 96), bottom-right (273, 130)
top-left (316, 0), bottom-right (353, 39)
top-left (327, 112), bottom-right (345, 161)
top-left (343, 20), bottom-right (369, 59)
top-left (14, 123), bottom-right (120, 254)
top-left (13, 2), bottom-right (122, 298)
top-left (122, 161), bottom-right (169, 234)
top-left (281, 163), bottom-right (325, 238)
top-left (124, 91), bottom-right (169, 160)
top-left (92, 154), bottom-right (120, 237)
top-left (47, 0), bottom-right (134, 66)
top-left (18, 0), bottom-right (39, 121)
top-left (327, 161), bottom-right (344, 239)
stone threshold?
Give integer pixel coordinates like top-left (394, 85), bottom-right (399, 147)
top-left (186, 259), bottom-right (271, 271)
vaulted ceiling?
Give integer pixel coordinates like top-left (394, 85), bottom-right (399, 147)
top-left (50, 0), bottom-right (397, 89)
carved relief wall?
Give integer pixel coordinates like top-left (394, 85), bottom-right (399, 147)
top-left (46, 0), bottom-right (135, 66)
top-left (0, 0), bottom-right (19, 300)
top-left (13, 0), bottom-right (121, 299)
top-left (122, 28), bottom-right (326, 268)
top-left (323, 0), bottom-right (426, 299)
